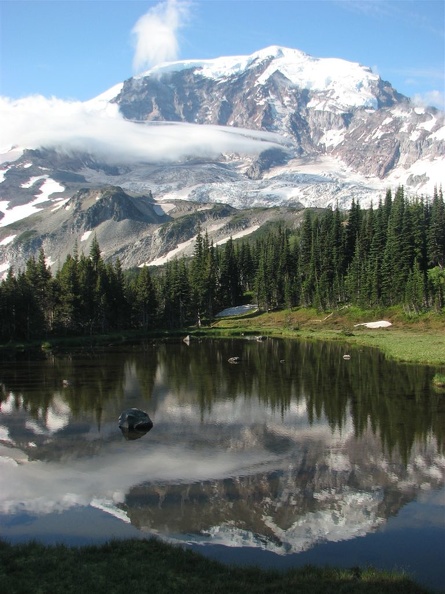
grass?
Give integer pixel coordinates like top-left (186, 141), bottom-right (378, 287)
top-left (205, 306), bottom-right (445, 366)
top-left (1, 307), bottom-right (444, 366)
top-left (0, 538), bottom-right (433, 594)
top-left (432, 372), bottom-right (445, 387)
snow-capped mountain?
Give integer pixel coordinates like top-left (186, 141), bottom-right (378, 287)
top-left (0, 45), bottom-right (443, 273)
top-left (109, 45), bottom-right (443, 186)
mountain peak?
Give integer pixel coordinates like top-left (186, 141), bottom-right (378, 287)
top-left (127, 45), bottom-right (381, 111)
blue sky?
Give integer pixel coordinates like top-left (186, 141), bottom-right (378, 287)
top-left (0, 0), bottom-right (444, 108)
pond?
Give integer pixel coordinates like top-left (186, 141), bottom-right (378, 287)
top-left (0, 338), bottom-right (444, 590)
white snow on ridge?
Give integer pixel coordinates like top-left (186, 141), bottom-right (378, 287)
top-left (20, 176), bottom-right (64, 198)
top-left (133, 46), bottom-right (379, 110)
top-left (0, 235), bottom-right (16, 246)
top-left (153, 202), bottom-right (176, 216)
top-left (21, 175), bottom-right (47, 189)
top-left (0, 166), bottom-right (12, 183)
top-left (0, 147), bottom-right (23, 165)
top-left (146, 235), bottom-right (198, 267)
top-left (81, 230), bottom-right (93, 242)
top-left (418, 114), bottom-right (438, 132)
top-left (38, 178), bottom-right (64, 199)
top-left (137, 54), bottom-right (256, 81)
top-left (320, 129), bottom-right (345, 148)
top-left (215, 224), bottom-right (260, 245)
top-left (85, 82), bottom-right (124, 107)
top-left (431, 125), bottom-right (445, 141)
top-left (51, 197), bottom-right (71, 212)
top-left (0, 177), bottom-right (65, 227)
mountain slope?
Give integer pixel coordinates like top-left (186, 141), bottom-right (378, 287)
top-left (0, 184), bottom-right (306, 273)
top-left (0, 45), bottom-right (443, 274)
top-left (110, 45), bottom-right (443, 186)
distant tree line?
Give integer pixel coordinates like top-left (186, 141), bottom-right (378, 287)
top-left (0, 186), bottom-right (443, 342)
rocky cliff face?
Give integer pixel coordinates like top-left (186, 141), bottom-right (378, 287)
top-left (112, 47), bottom-right (443, 183)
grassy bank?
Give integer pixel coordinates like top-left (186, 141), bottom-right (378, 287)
top-left (0, 538), bottom-right (432, 594)
top-left (1, 307), bottom-right (444, 366)
top-left (205, 307), bottom-right (445, 366)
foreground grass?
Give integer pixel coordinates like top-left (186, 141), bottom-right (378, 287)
top-left (206, 307), bottom-right (445, 366)
top-left (0, 538), bottom-right (432, 594)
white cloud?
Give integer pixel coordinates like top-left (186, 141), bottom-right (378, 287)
top-left (132, 0), bottom-right (191, 74)
top-left (413, 90), bottom-right (445, 111)
top-left (0, 94), bottom-right (285, 165)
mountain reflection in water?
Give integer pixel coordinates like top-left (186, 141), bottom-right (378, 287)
top-left (0, 338), bottom-right (443, 587)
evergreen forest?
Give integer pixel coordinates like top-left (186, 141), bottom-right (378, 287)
top-left (0, 186), bottom-right (444, 342)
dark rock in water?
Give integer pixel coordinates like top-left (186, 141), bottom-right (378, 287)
top-left (118, 408), bottom-right (153, 432)
top-left (119, 426), bottom-right (150, 441)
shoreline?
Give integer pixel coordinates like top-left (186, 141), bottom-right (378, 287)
top-left (1, 307), bottom-right (444, 367)
top-left (205, 307), bottom-right (445, 367)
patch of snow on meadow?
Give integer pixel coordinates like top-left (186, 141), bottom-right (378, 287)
top-left (354, 320), bottom-right (392, 329)
top-left (215, 304), bottom-right (257, 317)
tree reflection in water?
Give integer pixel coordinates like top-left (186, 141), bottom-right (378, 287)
top-left (0, 338), bottom-right (443, 579)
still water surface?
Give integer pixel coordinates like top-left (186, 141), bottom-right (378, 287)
top-left (0, 338), bottom-right (444, 590)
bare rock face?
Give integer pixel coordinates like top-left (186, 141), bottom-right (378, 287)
top-left (112, 49), bottom-right (443, 183)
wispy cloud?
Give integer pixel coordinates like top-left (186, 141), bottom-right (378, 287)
top-left (412, 90), bottom-right (445, 110)
top-left (132, 0), bottom-right (191, 74)
top-left (334, 0), bottom-right (393, 18)
top-left (0, 95), bottom-right (286, 164)
top-left (395, 66), bottom-right (445, 83)
top-left (392, 66), bottom-right (445, 109)
top-left (335, 0), bottom-right (444, 37)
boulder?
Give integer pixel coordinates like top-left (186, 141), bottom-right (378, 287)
top-left (118, 408), bottom-right (153, 432)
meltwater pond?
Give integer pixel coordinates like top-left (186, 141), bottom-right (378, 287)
top-left (0, 338), bottom-right (444, 590)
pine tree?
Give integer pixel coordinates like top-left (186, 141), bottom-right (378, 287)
top-left (343, 199), bottom-right (361, 271)
top-left (218, 238), bottom-right (242, 307)
top-left (368, 199), bottom-right (387, 306)
top-left (381, 187), bottom-right (413, 304)
top-left (54, 253), bottom-right (80, 334)
top-left (134, 266), bottom-right (158, 330)
top-left (427, 186), bottom-right (445, 268)
top-left (299, 210), bottom-right (316, 306)
top-left (105, 259), bottom-right (128, 330)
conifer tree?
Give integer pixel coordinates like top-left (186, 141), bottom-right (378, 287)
top-left (54, 253), bottom-right (80, 334)
top-left (133, 265), bottom-right (158, 330)
top-left (427, 186), bottom-right (445, 268)
top-left (218, 238), bottom-right (242, 307)
top-left (25, 248), bottom-right (53, 335)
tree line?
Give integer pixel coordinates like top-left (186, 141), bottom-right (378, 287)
top-left (0, 186), bottom-right (443, 342)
